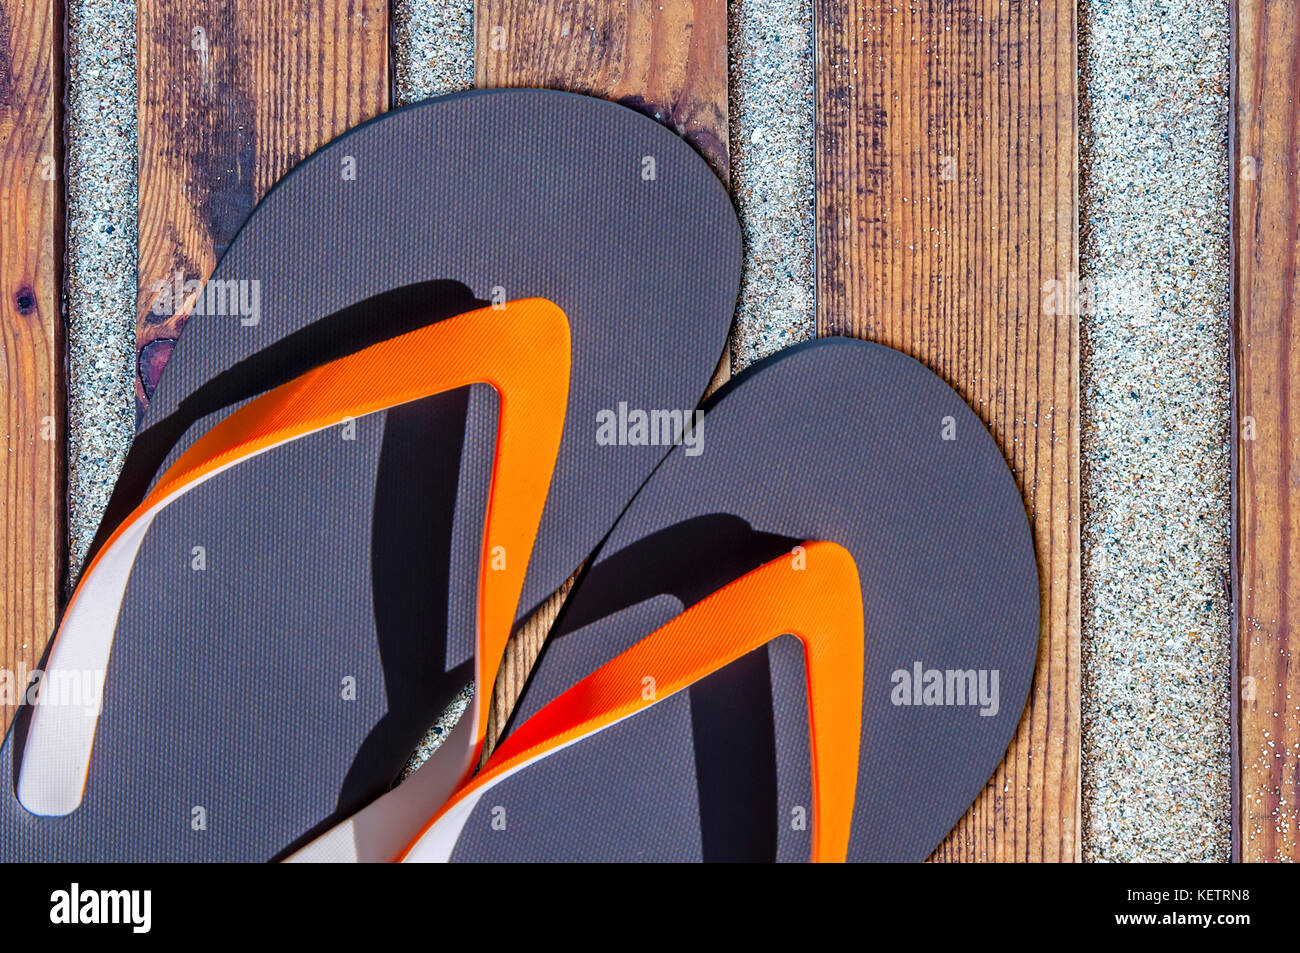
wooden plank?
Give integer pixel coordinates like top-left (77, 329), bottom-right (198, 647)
top-left (814, 1), bottom-right (1079, 860)
top-left (474, 0), bottom-right (729, 182)
top-left (136, 0), bottom-right (389, 415)
top-left (1233, 0), bottom-right (1300, 863)
top-left (0, 0), bottom-right (64, 737)
top-left (473, 0), bottom-right (731, 743)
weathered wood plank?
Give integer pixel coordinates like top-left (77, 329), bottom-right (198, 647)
top-left (136, 0), bottom-right (389, 414)
top-left (0, 0), bottom-right (63, 736)
top-left (814, 0), bottom-right (1080, 861)
top-left (473, 0), bottom-right (731, 743)
top-left (475, 0), bottom-right (729, 181)
top-left (1234, 0), bottom-right (1300, 863)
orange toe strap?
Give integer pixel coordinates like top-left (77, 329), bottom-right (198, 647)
top-left (401, 540), bottom-right (865, 863)
top-left (18, 298), bottom-right (570, 816)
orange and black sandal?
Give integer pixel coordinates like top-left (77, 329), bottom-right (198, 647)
top-left (385, 338), bottom-right (1040, 862)
top-left (1, 88), bottom-right (738, 862)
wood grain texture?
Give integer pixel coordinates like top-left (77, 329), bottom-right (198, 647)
top-left (474, 0), bottom-right (730, 744)
top-left (484, 573), bottom-right (576, 753)
top-left (0, 0), bottom-right (63, 737)
top-left (1234, 0), bottom-right (1300, 863)
top-left (474, 0), bottom-right (729, 181)
top-left (136, 0), bottom-right (388, 415)
top-left (814, 0), bottom-right (1079, 860)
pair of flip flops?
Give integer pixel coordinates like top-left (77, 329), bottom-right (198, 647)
top-left (2, 89), bottom-right (1039, 863)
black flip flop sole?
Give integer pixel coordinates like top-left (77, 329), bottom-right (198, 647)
top-left (2, 89), bottom-right (739, 861)
top-left (440, 338), bottom-right (1039, 862)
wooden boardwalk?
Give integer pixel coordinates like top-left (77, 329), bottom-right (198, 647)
top-left (3, 0), bottom-right (1095, 861)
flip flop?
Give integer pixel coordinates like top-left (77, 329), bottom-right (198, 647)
top-left (2, 88), bottom-right (739, 861)
top-left (393, 338), bottom-right (1040, 862)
